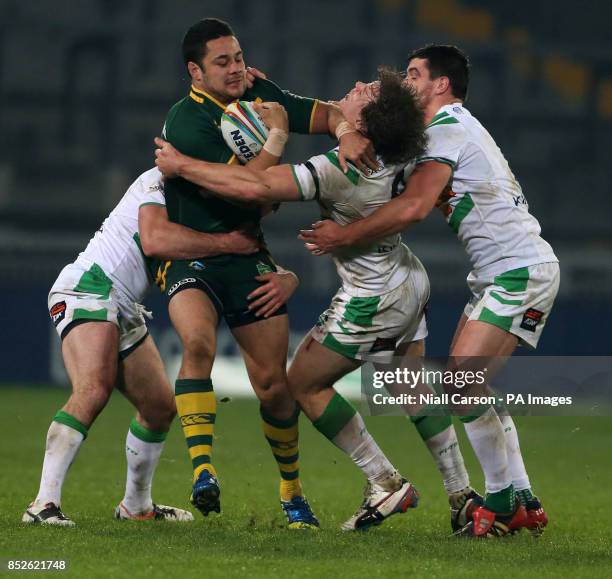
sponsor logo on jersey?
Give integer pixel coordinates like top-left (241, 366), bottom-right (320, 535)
top-left (167, 277), bottom-right (197, 296)
top-left (513, 194), bottom-right (528, 207)
top-left (49, 301), bottom-right (67, 327)
top-left (315, 313), bottom-right (328, 328)
top-left (148, 182), bottom-right (164, 193)
top-left (369, 336), bottom-right (398, 353)
top-left (520, 308), bottom-right (544, 332)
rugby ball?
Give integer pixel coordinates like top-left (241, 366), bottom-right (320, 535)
top-left (221, 101), bottom-right (269, 163)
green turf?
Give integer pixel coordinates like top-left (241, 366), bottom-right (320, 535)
top-left (1, 386), bottom-right (611, 578)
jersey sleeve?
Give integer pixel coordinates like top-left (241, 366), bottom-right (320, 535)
top-left (138, 169), bottom-right (166, 208)
top-left (417, 121), bottom-right (466, 169)
top-left (291, 150), bottom-right (354, 201)
top-left (281, 90), bottom-right (319, 134)
top-left (251, 78), bottom-right (318, 135)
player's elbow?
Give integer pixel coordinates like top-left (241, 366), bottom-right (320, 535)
top-left (400, 201), bottom-right (430, 225)
top-left (139, 229), bottom-right (166, 259)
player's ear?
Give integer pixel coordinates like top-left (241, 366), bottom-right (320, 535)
top-left (435, 76), bottom-right (450, 95)
top-left (187, 61), bottom-right (203, 82)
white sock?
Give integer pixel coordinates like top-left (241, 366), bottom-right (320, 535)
top-left (333, 413), bottom-right (396, 485)
top-left (421, 424), bottom-right (470, 494)
top-left (499, 414), bottom-right (531, 491)
top-left (122, 429), bottom-right (164, 514)
top-left (35, 421), bottom-right (85, 506)
top-left (463, 407), bottom-right (512, 494)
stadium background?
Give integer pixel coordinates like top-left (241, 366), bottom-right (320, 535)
top-left (1, 0), bottom-right (611, 386)
top-left (2, 0), bottom-right (611, 388)
top-left (1, 2), bottom-right (611, 576)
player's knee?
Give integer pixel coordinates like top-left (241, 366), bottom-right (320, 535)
top-left (139, 396), bottom-right (176, 431)
top-left (69, 382), bottom-right (112, 422)
top-left (256, 375), bottom-right (293, 411)
top-left (181, 333), bottom-right (215, 366)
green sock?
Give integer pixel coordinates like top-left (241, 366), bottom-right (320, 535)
top-left (484, 484), bottom-right (515, 513)
top-left (516, 488), bottom-right (534, 506)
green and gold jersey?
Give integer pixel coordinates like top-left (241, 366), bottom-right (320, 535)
top-left (162, 77), bottom-right (318, 236)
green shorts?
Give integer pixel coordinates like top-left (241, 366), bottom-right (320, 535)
top-left (158, 250), bottom-right (287, 328)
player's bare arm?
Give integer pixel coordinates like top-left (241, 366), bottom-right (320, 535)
top-left (155, 137), bottom-right (300, 204)
top-left (299, 161), bottom-right (451, 253)
top-left (241, 63), bottom-right (376, 172)
top-left (138, 204), bottom-right (260, 259)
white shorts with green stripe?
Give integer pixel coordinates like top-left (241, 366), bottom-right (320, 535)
top-left (49, 262), bottom-right (148, 354)
top-left (464, 262), bottom-right (560, 349)
top-left (312, 266), bottom-right (430, 363)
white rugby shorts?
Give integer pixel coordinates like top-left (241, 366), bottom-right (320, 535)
top-left (312, 256), bottom-right (430, 363)
top-left (48, 261), bottom-right (148, 355)
top-left (464, 262), bottom-right (560, 348)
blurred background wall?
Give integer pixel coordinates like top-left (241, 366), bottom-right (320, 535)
top-left (1, 0), bottom-right (611, 384)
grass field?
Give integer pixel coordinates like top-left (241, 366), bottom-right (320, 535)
top-left (1, 386), bottom-right (611, 578)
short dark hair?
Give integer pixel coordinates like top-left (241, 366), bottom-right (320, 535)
top-left (408, 44), bottom-right (470, 100)
top-left (360, 68), bottom-right (427, 165)
top-left (182, 18), bottom-right (235, 69)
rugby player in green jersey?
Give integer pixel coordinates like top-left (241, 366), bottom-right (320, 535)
top-left (160, 18), bottom-right (376, 528)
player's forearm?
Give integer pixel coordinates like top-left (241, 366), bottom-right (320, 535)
top-left (322, 102), bottom-right (345, 136)
top-left (245, 149), bottom-right (281, 171)
top-left (143, 221), bottom-right (238, 260)
top-left (342, 195), bottom-right (430, 246)
top-left (306, 100), bottom-right (343, 136)
top-left (176, 158), bottom-right (270, 204)
top-left (341, 162), bottom-right (450, 246)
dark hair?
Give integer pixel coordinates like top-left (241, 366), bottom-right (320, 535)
top-left (182, 18), bottom-right (235, 69)
top-left (408, 44), bottom-right (470, 100)
top-left (360, 68), bottom-right (427, 165)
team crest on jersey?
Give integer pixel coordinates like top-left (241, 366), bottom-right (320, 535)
top-left (50, 301), bottom-right (66, 327)
top-left (189, 260), bottom-right (206, 271)
top-left (256, 261), bottom-right (273, 275)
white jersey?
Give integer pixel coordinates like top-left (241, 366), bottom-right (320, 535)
top-left (292, 149), bottom-right (419, 297)
top-left (76, 167), bottom-right (165, 303)
top-left (419, 104), bottom-right (558, 276)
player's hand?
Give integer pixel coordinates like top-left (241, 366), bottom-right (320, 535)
top-left (254, 101), bottom-right (288, 132)
top-left (154, 137), bottom-right (186, 178)
top-left (303, 242), bottom-right (325, 256)
top-left (338, 132), bottom-right (378, 174)
top-left (247, 271), bottom-right (299, 317)
top-left (246, 66), bottom-right (267, 88)
top-left (298, 220), bottom-right (349, 254)
top-left (224, 228), bottom-right (261, 255)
